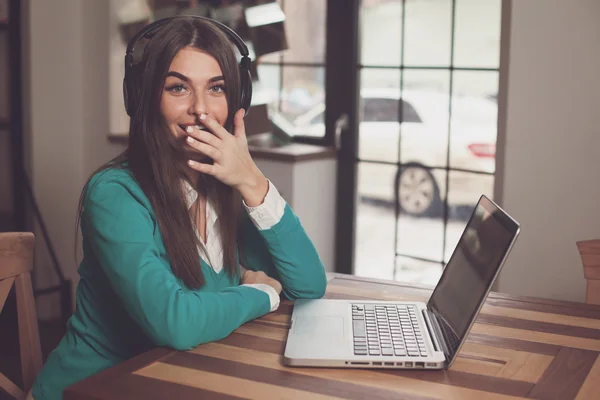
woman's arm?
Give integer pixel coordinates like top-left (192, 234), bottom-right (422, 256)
top-left (240, 182), bottom-right (328, 301)
top-left (84, 173), bottom-right (271, 351)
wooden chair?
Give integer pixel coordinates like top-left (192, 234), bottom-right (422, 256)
top-left (0, 232), bottom-right (42, 399)
top-left (577, 239), bottom-right (600, 305)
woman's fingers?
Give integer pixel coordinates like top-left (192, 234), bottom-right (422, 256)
top-left (187, 159), bottom-right (216, 176)
top-left (186, 136), bottom-right (222, 161)
top-left (197, 113), bottom-right (231, 140)
top-left (233, 109), bottom-right (246, 139)
top-left (186, 125), bottom-right (221, 148)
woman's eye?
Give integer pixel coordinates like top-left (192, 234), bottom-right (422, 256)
top-left (209, 84), bottom-right (225, 93)
top-left (166, 84), bottom-right (187, 93)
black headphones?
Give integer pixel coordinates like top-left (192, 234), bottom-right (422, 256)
top-left (123, 16), bottom-right (253, 117)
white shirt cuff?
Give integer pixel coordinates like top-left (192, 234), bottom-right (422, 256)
top-left (243, 180), bottom-right (286, 230)
top-left (242, 283), bottom-right (280, 312)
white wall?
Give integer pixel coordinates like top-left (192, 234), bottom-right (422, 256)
top-left (82, 0), bottom-right (125, 172)
top-left (25, 0), bottom-right (124, 318)
top-left (495, 0), bottom-right (600, 302)
top-left (26, 0), bottom-right (85, 317)
top-left (292, 159), bottom-right (337, 273)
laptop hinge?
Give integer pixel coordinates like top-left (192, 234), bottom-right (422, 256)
top-left (423, 309), bottom-right (449, 357)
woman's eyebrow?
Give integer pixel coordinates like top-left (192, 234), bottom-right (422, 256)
top-left (166, 71), bottom-right (190, 82)
top-left (165, 71), bottom-right (225, 84)
top-left (208, 75), bottom-right (225, 83)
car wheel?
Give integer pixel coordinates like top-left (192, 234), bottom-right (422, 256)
top-left (394, 165), bottom-right (441, 217)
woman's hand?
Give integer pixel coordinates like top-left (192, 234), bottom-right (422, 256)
top-left (186, 109), bottom-right (269, 207)
top-left (242, 270), bottom-right (282, 295)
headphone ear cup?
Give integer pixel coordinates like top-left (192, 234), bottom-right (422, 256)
top-left (123, 77), bottom-right (131, 117)
top-left (123, 53), bottom-right (136, 117)
top-left (123, 62), bottom-right (143, 118)
top-left (123, 74), bottom-right (138, 118)
top-left (240, 66), bottom-right (253, 115)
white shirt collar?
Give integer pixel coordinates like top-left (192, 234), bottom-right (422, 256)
top-left (182, 179), bottom-right (198, 210)
top-left (182, 180), bottom-right (218, 228)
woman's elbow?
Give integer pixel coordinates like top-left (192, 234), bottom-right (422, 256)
top-left (169, 340), bottom-right (196, 351)
top-left (150, 325), bottom-right (199, 351)
top-left (288, 273), bottom-right (328, 300)
top-left (309, 273), bottom-right (328, 298)
top-left (309, 266), bottom-right (328, 298)
top-left (164, 332), bottom-right (198, 351)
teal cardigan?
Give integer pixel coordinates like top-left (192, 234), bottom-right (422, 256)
top-left (32, 168), bottom-right (327, 400)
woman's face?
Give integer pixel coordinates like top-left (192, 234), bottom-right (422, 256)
top-left (160, 46), bottom-right (228, 158)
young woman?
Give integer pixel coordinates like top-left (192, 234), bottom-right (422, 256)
top-left (31, 16), bottom-right (326, 400)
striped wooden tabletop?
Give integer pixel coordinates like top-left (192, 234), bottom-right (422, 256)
top-left (64, 273), bottom-right (600, 400)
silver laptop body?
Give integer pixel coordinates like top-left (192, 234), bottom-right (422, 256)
top-left (284, 195), bottom-right (520, 370)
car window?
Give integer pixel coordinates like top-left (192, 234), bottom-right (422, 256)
top-left (401, 100), bottom-right (422, 123)
top-left (362, 98), bottom-right (422, 123)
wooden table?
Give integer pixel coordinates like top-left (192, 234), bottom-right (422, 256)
top-left (64, 273), bottom-right (600, 400)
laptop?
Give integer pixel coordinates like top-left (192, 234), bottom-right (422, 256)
top-left (284, 195), bottom-right (520, 370)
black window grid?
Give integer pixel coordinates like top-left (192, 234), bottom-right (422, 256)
top-left (258, 0), bottom-right (500, 278)
top-left (372, 0), bottom-right (499, 277)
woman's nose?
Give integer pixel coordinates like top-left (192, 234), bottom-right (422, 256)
top-left (190, 91), bottom-right (207, 116)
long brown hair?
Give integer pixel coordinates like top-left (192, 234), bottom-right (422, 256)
top-left (76, 17), bottom-right (243, 288)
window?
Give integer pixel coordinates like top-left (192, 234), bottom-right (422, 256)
top-left (353, 0), bottom-right (501, 286)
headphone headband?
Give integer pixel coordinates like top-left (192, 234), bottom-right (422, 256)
top-left (125, 15), bottom-right (250, 60)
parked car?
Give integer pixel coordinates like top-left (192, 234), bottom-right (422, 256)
top-left (269, 88), bottom-right (497, 217)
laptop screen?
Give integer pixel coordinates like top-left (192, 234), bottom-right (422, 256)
top-left (427, 195), bottom-right (519, 364)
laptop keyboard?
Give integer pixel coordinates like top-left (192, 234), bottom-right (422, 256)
top-left (352, 304), bottom-right (428, 357)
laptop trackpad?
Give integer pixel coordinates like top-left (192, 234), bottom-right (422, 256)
top-left (285, 303), bottom-right (350, 360)
top-left (294, 316), bottom-right (344, 336)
